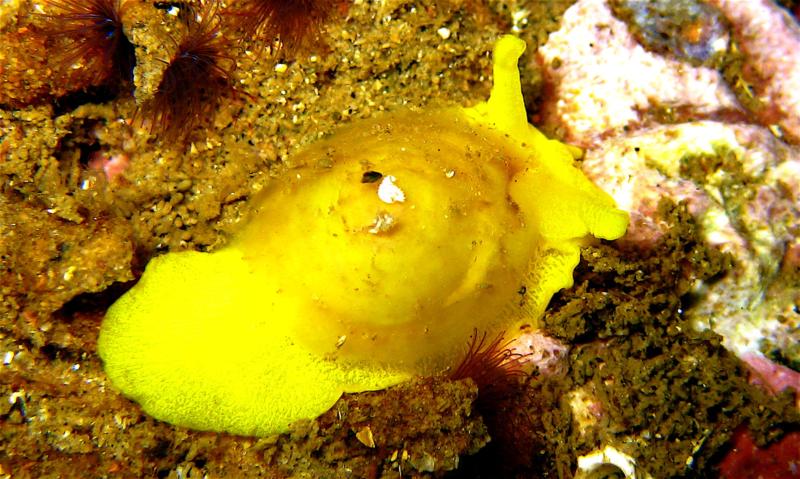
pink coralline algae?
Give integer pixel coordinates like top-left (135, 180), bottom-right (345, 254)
top-left (707, 0), bottom-right (800, 143)
top-left (536, 0), bottom-right (740, 149)
top-left (506, 329), bottom-right (569, 376)
top-left (535, 0), bottom-right (800, 372)
top-left (740, 351), bottom-right (800, 408)
top-left (536, 0), bottom-right (800, 148)
top-left (581, 121), bottom-right (800, 363)
top-left (88, 151), bottom-right (129, 182)
top-left (581, 122), bottom-right (800, 258)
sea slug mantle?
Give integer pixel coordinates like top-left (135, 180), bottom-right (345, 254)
top-left (97, 35), bottom-right (628, 436)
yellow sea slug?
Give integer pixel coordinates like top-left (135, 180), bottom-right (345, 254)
top-left (97, 35), bottom-right (629, 437)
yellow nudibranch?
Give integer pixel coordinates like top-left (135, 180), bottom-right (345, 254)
top-left (98, 35), bottom-right (628, 437)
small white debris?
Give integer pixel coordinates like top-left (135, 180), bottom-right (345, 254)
top-left (512, 9), bottom-right (530, 33)
top-left (336, 335), bottom-right (347, 348)
top-left (63, 265), bottom-right (76, 281)
top-left (274, 63), bottom-right (288, 73)
top-left (368, 212), bottom-right (396, 234)
top-left (377, 175), bottom-right (405, 203)
top-left (8, 391), bottom-right (23, 405)
top-left (71, 363), bottom-right (80, 371)
top-left (3, 352), bottom-right (13, 365)
top-left (167, 6), bottom-right (180, 16)
top-left (445, 169), bottom-right (455, 178)
top-left (437, 27), bottom-right (451, 40)
top-left (576, 445), bottom-right (652, 479)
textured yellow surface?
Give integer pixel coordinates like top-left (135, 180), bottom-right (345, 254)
top-left (97, 35), bottom-right (628, 436)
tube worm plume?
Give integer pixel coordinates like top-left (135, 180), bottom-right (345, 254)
top-left (228, 0), bottom-right (342, 50)
top-left (140, 0), bottom-right (236, 142)
top-left (39, 0), bottom-right (135, 89)
top-left (450, 330), bottom-right (529, 405)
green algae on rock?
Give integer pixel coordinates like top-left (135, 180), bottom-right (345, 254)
top-left (97, 35), bottom-right (628, 437)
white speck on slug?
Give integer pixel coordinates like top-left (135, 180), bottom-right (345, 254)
top-left (368, 212), bottom-right (396, 234)
top-left (378, 175), bottom-right (405, 203)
